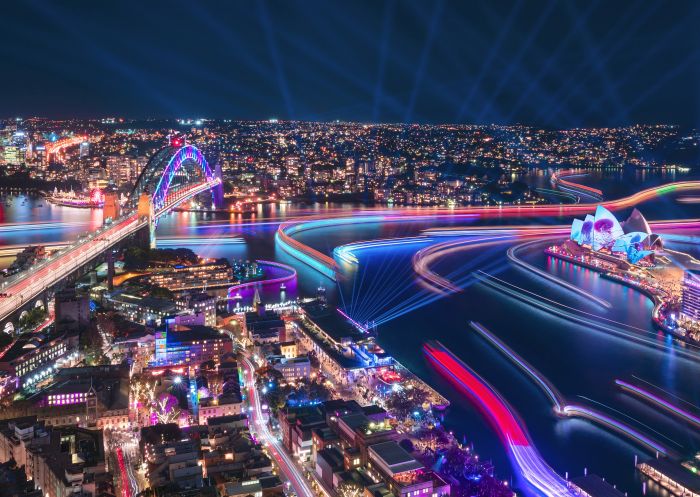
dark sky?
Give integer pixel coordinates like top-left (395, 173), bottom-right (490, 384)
top-left (3, 0), bottom-right (700, 127)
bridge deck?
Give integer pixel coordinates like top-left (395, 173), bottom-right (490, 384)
top-left (0, 177), bottom-right (221, 326)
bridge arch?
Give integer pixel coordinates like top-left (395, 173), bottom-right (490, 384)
top-left (131, 144), bottom-right (222, 212)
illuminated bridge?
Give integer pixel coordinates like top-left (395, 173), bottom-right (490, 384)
top-left (0, 144), bottom-right (222, 333)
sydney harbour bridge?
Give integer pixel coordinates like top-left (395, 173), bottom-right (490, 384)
top-left (0, 144), bottom-right (222, 333)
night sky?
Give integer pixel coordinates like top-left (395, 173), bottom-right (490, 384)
top-left (3, 0), bottom-right (700, 127)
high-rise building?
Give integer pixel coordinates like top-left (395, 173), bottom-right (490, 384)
top-left (106, 155), bottom-right (146, 187)
top-left (681, 270), bottom-right (700, 321)
top-left (55, 287), bottom-right (90, 332)
top-left (176, 292), bottom-right (217, 327)
top-left (79, 141), bottom-right (90, 157)
top-left (3, 146), bottom-right (22, 165)
top-left (103, 191), bottom-right (120, 221)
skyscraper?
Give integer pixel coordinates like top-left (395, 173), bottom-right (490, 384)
top-left (681, 270), bottom-right (700, 321)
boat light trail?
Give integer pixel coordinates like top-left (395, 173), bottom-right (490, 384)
top-left (157, 236), bottom-right (245, 246)
top-left (507, 239), bottom-right (611, 308)
top-left (470, 321), bottom-right (670, 455)
top-left (560, 405), bottom-right (668, 454)
top-left (334, 236), bottom-right (432, 265)
top-left (551, 170), bottom-right (603, 200)
top-left (469, 322), bottom-right (564, 411)
top-left (424, 341), bottom-right (573, 497)
top-left (616, 379), bottom-right (700, 428)
top-left (275, 180), bottom-right (700, 279)
top-left (413, 235), bottom-right (515, 294)
top-left (474, 271), bottom-right (700, 363)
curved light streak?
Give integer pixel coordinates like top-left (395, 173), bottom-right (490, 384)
top-left (412, 226), bottom-right (611, 308)
top-left (535, 187), bottom-right (580, 203)
top-left (474, 271), bottom-right (700, 362)
top-left (227, 260), bottom-right (296, 298)
top-left (551, 170), bottom-right (603, 200)
top-left (507, 239), bottom-right (611, 308)
top-left (413, 235), bottom-right (515, 294)
top-left (560, 405), bottom-right (667, 454)
top-left (469, 321), bottom-right (564, 411)
top-left (334, 236), bottom-right (433, 265)
top-left (616, 379), bottom-right (700, 428)
top-left (276, 181), bottom-right (700, 279)
top-left (424, 341), bottom-right (573, 497)
top-left (470, 322), bottom-right (669, 455)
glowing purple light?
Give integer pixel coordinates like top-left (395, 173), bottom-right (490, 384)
top-left (616, 379), bottom-right (700, 427)
top-left (227, 260), bottom-right (297, 298)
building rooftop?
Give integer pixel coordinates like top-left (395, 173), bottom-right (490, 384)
top-left (206, 414), bottom-right (248, 428)
top-left (570, 474), bottom-right (626, 497)
top-left (302, 304), bottom-right (366, 342)
top-left (295, 319), bottom-right (365, 370)
top-left (109, 293), bottom-right (177, 312)
top-left (641, 458), bottom-right (700, 494)
top-left (165, 324), bottom-right (225, 343)
top-left (0, 331), bottom-right (65, 364)
top-left (317, 447), bottom-right (344, 469)
top-left (370, 441), bottom-right (423, 474)
top-left (340, 413), bottom-right (370, 431)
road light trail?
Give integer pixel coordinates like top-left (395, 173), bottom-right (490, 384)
top-left (241, 357), bottom-right (315, 497)
top-left (116, 448), bottom-right (133, 497)
top-left (424, 341), bottom-right (574, 497)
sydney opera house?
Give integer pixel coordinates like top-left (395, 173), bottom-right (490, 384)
top-left (569, 206), bottom-right (661, 264)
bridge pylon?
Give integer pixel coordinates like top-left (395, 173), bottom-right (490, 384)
top-left (137, 192), bottom-right (156, 249)
top-left (213, 162), bottom-right (224, 208)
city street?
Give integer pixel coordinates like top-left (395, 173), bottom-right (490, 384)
top-left (240, 356), bottom-right (315, 497)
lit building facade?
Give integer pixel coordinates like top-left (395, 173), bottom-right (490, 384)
top-left (153, 319), bottom-right (232, 366)
top-left (147, 261), bottom-right (233, 292)
top-left (569, 206), bottom-right (657, 263)
top-left (682, 270), bottom-right (700, 321)
top-left (176, 292), bottom-right (217, 327)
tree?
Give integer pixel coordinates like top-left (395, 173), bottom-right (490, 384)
top-left (19, 307), bottom-right (46, 331)
top-left (154, 393), bottom-right (181, 424)
top-left (337, 480), bottom-right (363, 497)
top-left (123, 247), bottom-right (149, 270)
top-left (149, 285), bottom-right (174, 300)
